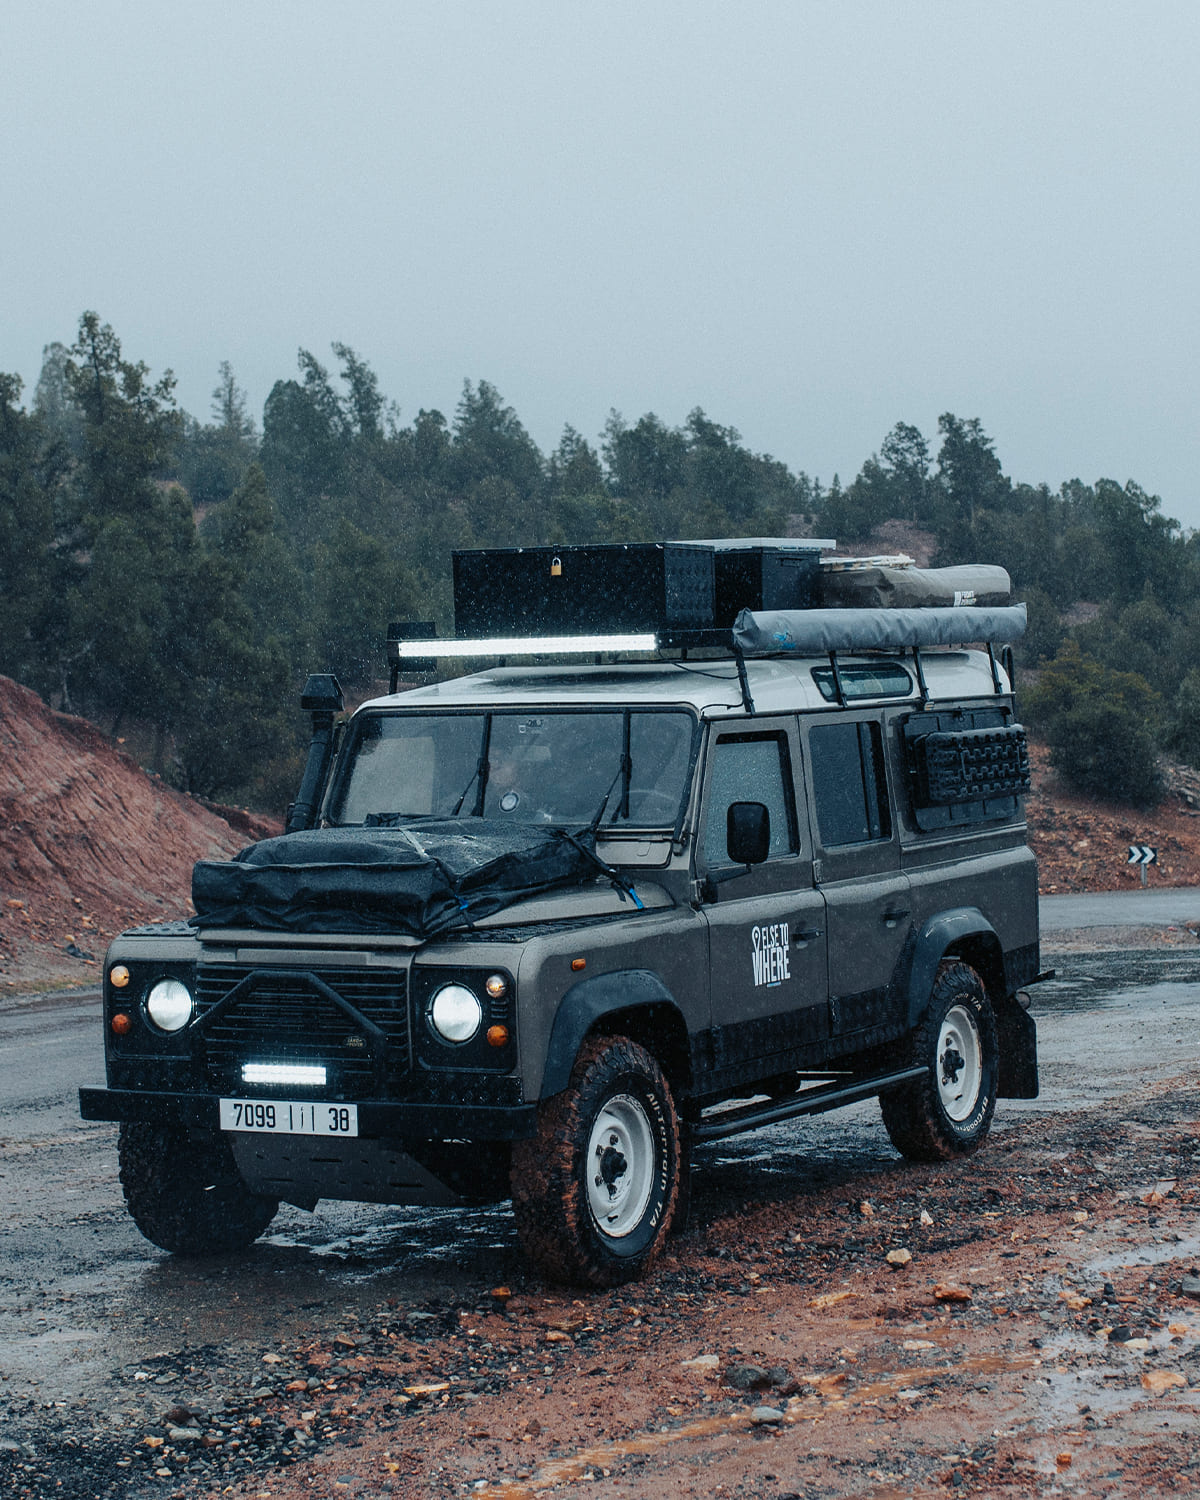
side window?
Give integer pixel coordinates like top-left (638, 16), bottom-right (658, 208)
top-left (809, 720), bottom-right (892, 848)
top-left (702, 733), bottom-right (797, 866)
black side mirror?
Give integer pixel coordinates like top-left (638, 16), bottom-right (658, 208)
top-left (727, 801), bottom-right (770, 866)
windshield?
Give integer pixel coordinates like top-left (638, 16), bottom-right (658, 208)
top-left (328, 710), bottom-right (695, 828)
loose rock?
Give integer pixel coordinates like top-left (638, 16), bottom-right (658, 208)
top-left (727, 1363), bottom-right (772, 1391)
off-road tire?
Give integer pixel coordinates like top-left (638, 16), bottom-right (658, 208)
top-left (880, 961), bottom-right (998, 1161)
top-left (511, 1036), bottom-right (680, 1287)
top-left (118, 1123), bottom-right (279, 1255)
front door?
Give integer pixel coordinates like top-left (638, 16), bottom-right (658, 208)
top-left (698, 720), bottom-right (828, 1095)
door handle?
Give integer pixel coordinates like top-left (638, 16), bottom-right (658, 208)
top-left (792, 928), bottom-right (823, 944)
top-left (882, 908), bottom-right (910, 926)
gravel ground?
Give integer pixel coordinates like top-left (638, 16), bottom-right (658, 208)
top-left (4, 1066), bottom-right (1199, 1500)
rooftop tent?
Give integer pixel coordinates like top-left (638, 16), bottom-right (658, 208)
top-left (816, 563), bottom-right (1012, 610)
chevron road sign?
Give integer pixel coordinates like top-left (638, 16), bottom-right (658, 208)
top-left (1127, 843), bottom-right (1157, 886)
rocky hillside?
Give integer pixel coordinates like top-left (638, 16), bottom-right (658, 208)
top-left (0, 675), bottom-right (278, 988)
top-left (1025, 743), bottom-right (1200, 894)
top-left (2, 673), bottom-right (1199, 991)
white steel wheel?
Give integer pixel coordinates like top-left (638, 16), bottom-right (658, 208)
top-left (936, 1003), bottom-right (983, 1122)
top-left (587, 1093), bottom-right (656, 1238)
top-left (511, 1035), bottom-right (681, 1286)
top-left (879, 961), bottom-right (998, 1162)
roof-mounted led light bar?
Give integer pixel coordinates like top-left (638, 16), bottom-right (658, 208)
top-left (394, 632), bottom-right (658, 659)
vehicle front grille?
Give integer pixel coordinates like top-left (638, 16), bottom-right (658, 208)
top-left (194, 965), bottom-right (410, 1101)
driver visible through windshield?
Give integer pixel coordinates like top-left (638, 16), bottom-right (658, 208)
top-left (328, 710), bottom-right (694, 829)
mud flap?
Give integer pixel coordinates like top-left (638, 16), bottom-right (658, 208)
top-left (996, 1000), bottom-right (1038, 1099)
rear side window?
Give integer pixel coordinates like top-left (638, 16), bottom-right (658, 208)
top-left (702, 733), bottom-right (797, 866)
top-left (809, 720), bottom-right (891, 847)
top-left (811, 662), bottom-right (913, 703)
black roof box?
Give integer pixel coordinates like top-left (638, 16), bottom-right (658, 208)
top-left (452, 540), bottom-right (828, 637)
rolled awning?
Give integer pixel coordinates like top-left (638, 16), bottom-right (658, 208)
top-left (731, 604), bottom-right (1027, 655)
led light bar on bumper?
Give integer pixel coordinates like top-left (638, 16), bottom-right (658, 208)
top-left (241, 1063), bottom-right (328, 1087)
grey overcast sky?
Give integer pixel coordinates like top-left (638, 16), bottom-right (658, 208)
top-left (4, 3), bottom-right (1198, 522)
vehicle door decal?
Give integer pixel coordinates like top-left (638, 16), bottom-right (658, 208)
top-left (751, 923), bottom-right (791, 988)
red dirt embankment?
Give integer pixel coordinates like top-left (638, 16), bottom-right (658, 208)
top-left (1024, 743), bottom-right (1200, 894)
top-left (3, 672), bottom-right (1200, 987)
top-left (0, 675), bottom-right (278, 988)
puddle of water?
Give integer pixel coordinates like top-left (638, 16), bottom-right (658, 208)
top-left (0, 1327), bottom-right (106, 1391)
top-left (257, 1200), bottom-right (519, 1275)
top-left (1083, 1229), bottom-right (1200, 1273)
top-left (1020, 1315), bottom-right (1200, 1430)
top-left (1033, 950), bottom-right (1200, 1012)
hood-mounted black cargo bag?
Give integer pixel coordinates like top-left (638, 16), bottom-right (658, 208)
top-left (191, 821), bottom-right (600, 939)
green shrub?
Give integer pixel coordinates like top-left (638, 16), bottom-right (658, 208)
top-left (1024, 643), bottom-right (1164, 807)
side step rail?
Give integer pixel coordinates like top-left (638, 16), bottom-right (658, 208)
top-left (692, 1064), bottom-right (928, 1144)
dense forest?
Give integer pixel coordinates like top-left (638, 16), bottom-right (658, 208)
top-left (1, 313), bottom-right (1196, 812)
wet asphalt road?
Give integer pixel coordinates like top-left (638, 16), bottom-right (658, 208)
top-left (3, 894), bottom-right (1200, 1443)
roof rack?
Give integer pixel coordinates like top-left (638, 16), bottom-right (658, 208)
top-left (387, 606), bottom-right (1026, 714)
top-left (385, 541), bottom-right (1026, 713)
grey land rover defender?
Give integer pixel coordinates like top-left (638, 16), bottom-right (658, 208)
top-left (80, 540), bottom-right (1041, 1287)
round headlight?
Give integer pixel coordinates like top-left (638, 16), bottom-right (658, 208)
top-left (145, 978), bottom-right (193, 1033)
top-left (429, 983), bottom-right (483, 1044)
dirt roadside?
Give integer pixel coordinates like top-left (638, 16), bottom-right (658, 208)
top-left (0, 675), bottom-right (279, 991)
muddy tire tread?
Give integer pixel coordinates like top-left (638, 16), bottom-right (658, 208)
top-left (880, 961), bottom-right (998, 1162)
top-left (118, 1122), bottom-right (279, 1255)
top-left (511, 1036), bottom-right (679, 1287)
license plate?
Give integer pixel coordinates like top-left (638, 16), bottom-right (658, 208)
top-left (219, 1098), bottom-right (358, 1137)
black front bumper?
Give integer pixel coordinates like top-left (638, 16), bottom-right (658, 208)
top-left (79, 1086), bottom-right (539, 1140)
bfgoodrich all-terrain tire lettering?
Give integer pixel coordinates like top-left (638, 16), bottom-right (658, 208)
top-left (118, 1123), bottom-right (279, 1255)
top-left (880, 961), bottom-right (998, 1162)
top-left (511, 1036), bottom-right (680, 1287)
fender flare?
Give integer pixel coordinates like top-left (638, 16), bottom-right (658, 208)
top-left (905, 907), bottom-right (1001, 1029)
top-left (540, 969), bottom-right (684, 1100)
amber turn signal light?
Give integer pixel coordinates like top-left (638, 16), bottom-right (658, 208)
top-left (571, 957), bottom-right (586, 971)
top-left (110, 1013), bottom-right (132, 1036)
top-left (486, 1024), bottom-right (510, 1048)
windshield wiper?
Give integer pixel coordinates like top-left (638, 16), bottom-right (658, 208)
top-left (558, 827), bottom-right (645, 911)
top-left (452, 719), bottom-right (493, 816)
top-left (450, 763), bottom-right (483, 817)
top-left (588, 748), bottom-right (632, 830)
